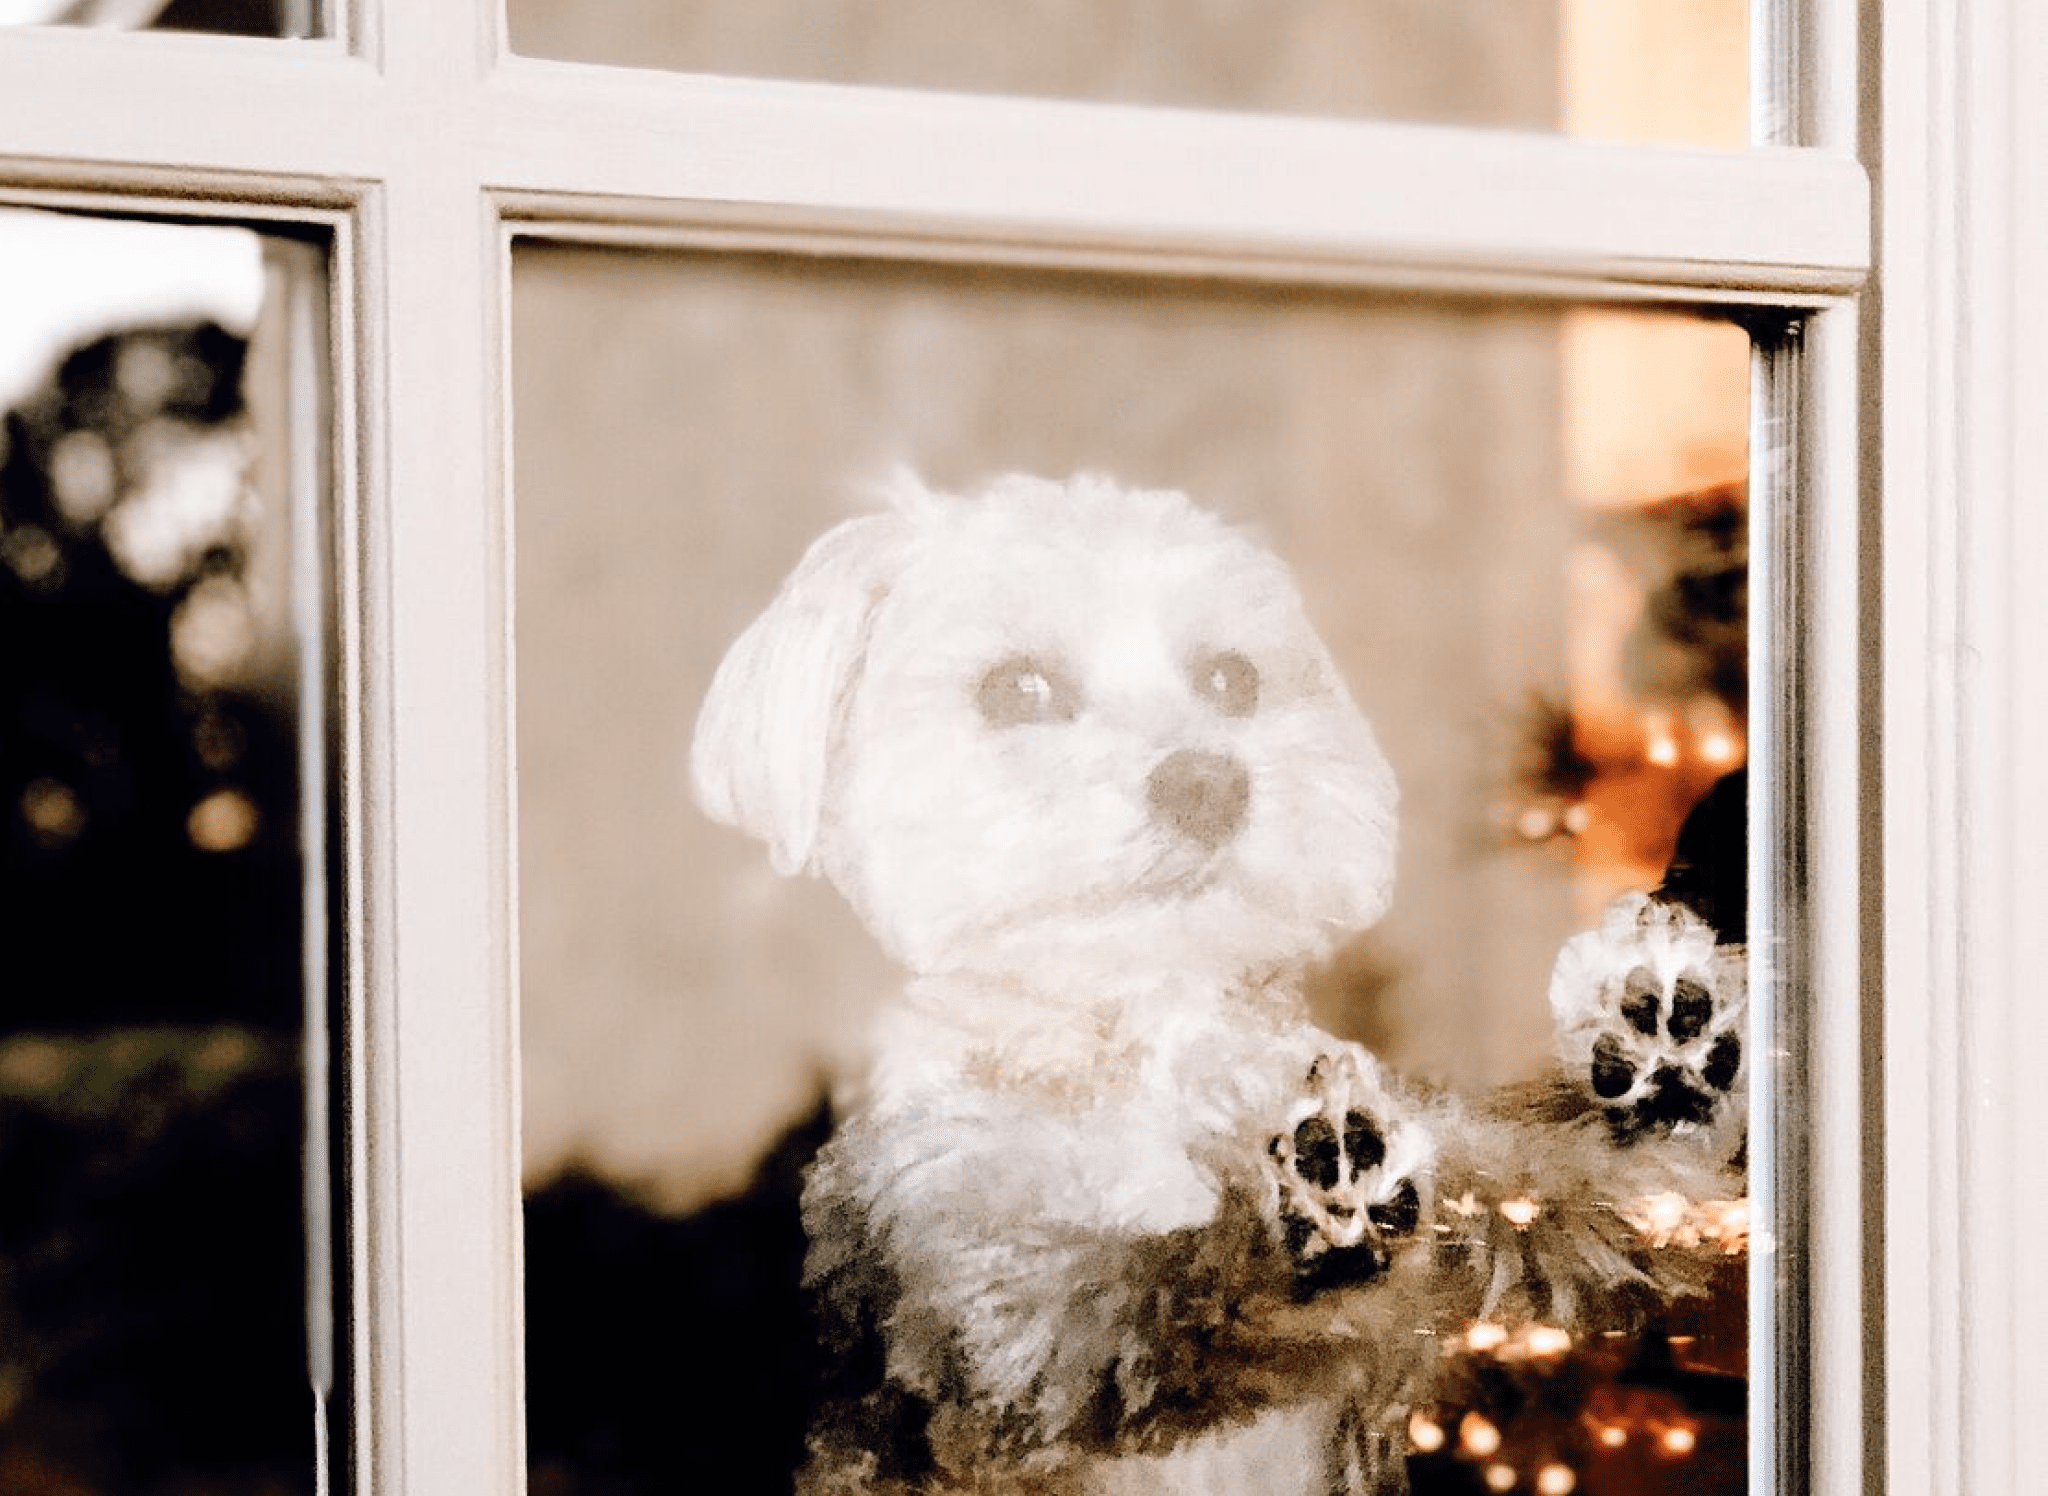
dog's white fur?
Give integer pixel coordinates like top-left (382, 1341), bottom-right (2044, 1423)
top-left (694, 473), bottom-right (1742, 1496)
top-left (697, 472), bottom-right (1396, 983)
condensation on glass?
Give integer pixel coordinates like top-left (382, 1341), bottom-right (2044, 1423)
top-left (511, 244), bottom-right (1752, 1493)
top-left (0, 208), bottom-right (333, 1493)
top-left (505, 0), bottom-right (1747, 146)
top-left (0, 0), bottom-right (318, 39)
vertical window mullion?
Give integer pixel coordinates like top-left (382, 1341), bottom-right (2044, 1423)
top-left (1746, 298), bottom-right (1867, 1496)
top-left (348, 147), bottom-right (522, 1492)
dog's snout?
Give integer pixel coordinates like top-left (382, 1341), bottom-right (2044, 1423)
top-left (1147, 749), bottom-right (1250, 850)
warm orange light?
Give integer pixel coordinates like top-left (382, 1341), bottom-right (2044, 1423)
top-left (1500, 1197), bottom-right (1542, 1228)
top-left (21, 778), bottom-right (85, 845)
top-left (1523, 1325), bottom-right (1573, 1358)
top-left (188, 788), bottom-right (260, 852)
top-left (1699, 729), bottom-right (1739, 765)
top-left (1630, 1191), bottom-right (1690, 1244)
top-left (1460, 1412), bottom-right (1503, 1458)
top-left (1465, 1322), bottom-right (1509, 1354)
top-left (1706, 1198), bottom-right (1751, 1253)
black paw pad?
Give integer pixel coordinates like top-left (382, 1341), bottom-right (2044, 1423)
top-left (1669, 977), bottom-right (1714, 1042)
top-left (1591, 1035), bottom-right (1634, 1099)
top-left (1579, 963), bottom-right (1743, 1145)
top-left (1268, 1058), bottom-right (1427, 1291)
top-left (1551, 893), bottom-right (1748, 1147)
top-left (1703, 1033), bottom-right (1742, 1091)
top-left (1638, 1066), bottom-right (1718, 1129)
top-left (1293, 1115), bottom-right (1342, 1190)
top-left (1286, 1108), bottom-right (1389, 1196)
top-left (1620, 967), bottom-right (1661, 1034)
top-left (1344, 1111), bottom-right (1387, 1173)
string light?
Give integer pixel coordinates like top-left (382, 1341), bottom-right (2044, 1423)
top-left (1522, 1325), bottom-right (1572, 1359)
top-left (1627, 1191), bottom-right (1691, 1245)
top-left (1451, 1320), bottom-right (1571, 1363)
top-left (1703, 1198), bottom-right (1750, 1253)
top-left (1408, 1411), bottom-right (1446, 1454)
top-left (1626, 1192), bottom-right (1751, 1252)
top-left (21, 778), bottom-right (85, 848)
top-left (2, 524), bottom-right (63, 589)
top-left (1659, 1424), bottom-right (1698, 1457)
top-left (1464, 1323), bottom-right (1509, 1354)
top-left (1483, 1462), bottom-right (1518, 1492)
top-left (1535, 1463), bottom-right (1578, 1495)
top-left (1699, 729), bottom-right (1739, 765)
top-left (1459, 1412), bottom-right (1503, 1458)
top-left (188, 788), bottom-right (259, 852)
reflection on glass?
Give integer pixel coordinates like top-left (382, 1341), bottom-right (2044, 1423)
top-left (0, 210), bottom-right (326, 1493)
top-left (507, 0), bottom-right (1745, 145)
top-left (0, 0), bottom-right (317, 39)
top-left (514, 246), bottom-right (1750, 1495)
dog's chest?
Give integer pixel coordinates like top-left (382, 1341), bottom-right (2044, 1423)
top-left (873, 977), bottom-right (1311, 1231)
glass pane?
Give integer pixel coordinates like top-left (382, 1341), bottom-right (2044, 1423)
top-left (514, 246), bottom-right (1752, 1495)
top-left (0, 209), bottom-right (333, 1492)
top-left (0, 0), bottom-right (320, 40)
top-left (506, 0), bottom-right (1746, 146)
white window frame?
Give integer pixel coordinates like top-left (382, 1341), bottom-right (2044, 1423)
top-left (0, 3), bottom-right (2038, 1492)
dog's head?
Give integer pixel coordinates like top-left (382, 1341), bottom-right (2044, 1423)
top-left (693, 473), bottom-right (1397, 984)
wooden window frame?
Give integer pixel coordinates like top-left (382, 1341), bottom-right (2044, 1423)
top-left (2, 2), bottom-right (2038, 1491)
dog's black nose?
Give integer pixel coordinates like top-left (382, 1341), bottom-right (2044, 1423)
top-left (1147, 749), bottom-right (1250, 850)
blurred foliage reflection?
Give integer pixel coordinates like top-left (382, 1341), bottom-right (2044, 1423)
top-left (0, 308), bottom-right (313, 1493)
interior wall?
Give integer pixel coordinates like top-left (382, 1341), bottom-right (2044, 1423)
top-left (504, 0), bottom-right (1558, 128)
top-left (1560, 0), bottom-right (1748, 146)
top-left (513, 253), bottom-right (1591, 1208)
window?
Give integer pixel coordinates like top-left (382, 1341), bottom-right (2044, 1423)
top-left (515, 262), bottom-right (1758, 1492)
top-left (0, 208), bottom-right (331, 1494)
top-left (0, 3), bottom-right (2040, 1493)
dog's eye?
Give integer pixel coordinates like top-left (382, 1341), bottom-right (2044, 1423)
top-left (976, 655), bottom-right (1081, 726)
top-left (1191, 650), bottom-right (1259, 717)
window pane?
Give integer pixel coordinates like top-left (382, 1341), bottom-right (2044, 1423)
top-left (506, 0), bottom-right (1746, 146)
top-left (513, 246), bottom-right (1752, 1495)
top-left (0, 209), bottom-right (333, 1493)
top-left (0, 0), bottom-right (320, 39)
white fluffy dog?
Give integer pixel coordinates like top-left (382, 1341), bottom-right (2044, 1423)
top-left (693, 473), bottom-right (1744, 1496)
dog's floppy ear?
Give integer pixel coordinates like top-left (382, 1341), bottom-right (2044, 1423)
top-left (691, 511), bottom-right (908, 875)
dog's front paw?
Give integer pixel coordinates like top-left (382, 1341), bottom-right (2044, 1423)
top-left (1266, 1050), bottom-right (1431, 1293)
top-left (1550, 892), bottom-right (1746, 1146)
